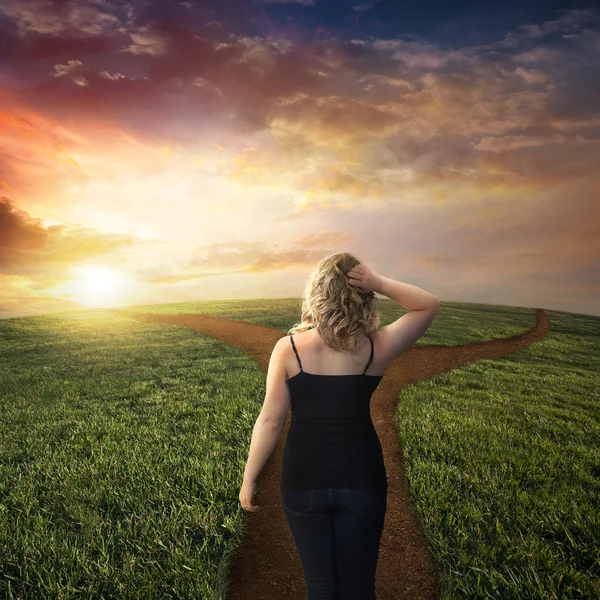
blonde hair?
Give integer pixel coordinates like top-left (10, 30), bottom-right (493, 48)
top-left (287, 252), bottom-right (380, 352)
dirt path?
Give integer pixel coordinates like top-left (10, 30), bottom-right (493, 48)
top-left (110, 307), bottom-right (550, 600)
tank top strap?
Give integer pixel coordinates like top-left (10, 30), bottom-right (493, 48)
top-left (363, 335), bottom-right (374, 374)
top-left (289, 335), bottom-right (303, 371)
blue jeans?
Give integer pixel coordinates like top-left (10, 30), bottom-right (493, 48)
top-left (281, 487), bottom-right (387, 600)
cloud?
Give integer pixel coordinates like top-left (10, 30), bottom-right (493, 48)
top-left (0, 0), bottom-right (121, 36)
top-left (2, 6), bottom-right (596, 164)
top-left (472, 133), bottom-right (596, 152)
top-left (143, 231), bottom-right (348, 284)
top-left (513, 66), bottom-right (549, 85)
top-left (500, 8), bottom-right (600, 46)
top-left (0, 28), bottom-right (118, 63)
top-left (352, 2), bottom-right (379, 13)
top-left (0, 5), bottom-right (599, 317)
top-left (0, 197), bottom-right (136, 282)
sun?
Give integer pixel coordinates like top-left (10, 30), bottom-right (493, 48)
top-left (70, 264), bottom-right (130, 307)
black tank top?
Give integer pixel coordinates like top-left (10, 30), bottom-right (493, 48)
top-left (280, 329), bottom-right (388, 493)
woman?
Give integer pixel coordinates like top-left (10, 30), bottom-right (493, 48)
top-left (240, 252), bottom-right (440, 599)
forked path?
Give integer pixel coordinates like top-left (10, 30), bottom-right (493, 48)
top-left (110, 308), bottom-right (550, 600)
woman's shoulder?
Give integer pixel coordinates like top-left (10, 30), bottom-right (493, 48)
top-left (289, 326), bottom-right (315, 338)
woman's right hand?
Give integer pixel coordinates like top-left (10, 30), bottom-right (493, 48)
top-left (346, 264), bottom-right (381, 294)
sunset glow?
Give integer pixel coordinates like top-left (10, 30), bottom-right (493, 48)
top-left (61, 265), bottom-right (135, 308)
top-left (0, 1), bottom-right (597, 319)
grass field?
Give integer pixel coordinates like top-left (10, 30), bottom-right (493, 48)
top-left (0, 299), bottom-right (598, 599)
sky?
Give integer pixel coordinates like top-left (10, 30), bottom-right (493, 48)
top-left (0, 0), bottom-right (598, 320)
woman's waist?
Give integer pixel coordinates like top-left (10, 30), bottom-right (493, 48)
top-left (283, 430), bottom-right (383, 453)
top-left (287, 420), bottom-right (377, 435)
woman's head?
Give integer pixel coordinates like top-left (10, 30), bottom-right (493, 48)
top-left (288, 252), bottom-right (380, 352)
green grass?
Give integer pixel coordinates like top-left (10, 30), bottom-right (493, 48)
top-left (0, 299), bottom-right (598, 599)
top-left (0, 308), bottom-right (265, 599)
top-left (398, 307), bottom-right (600, 599)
